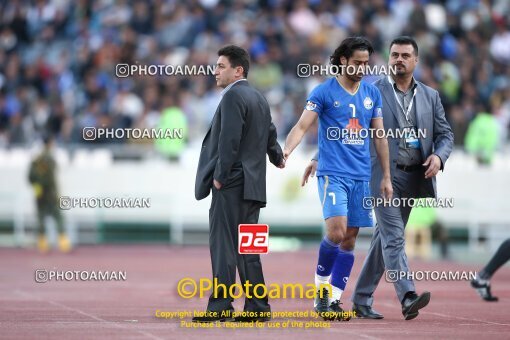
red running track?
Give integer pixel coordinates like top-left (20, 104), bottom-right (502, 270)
top-left (1, 245), bottom-right (509, 339)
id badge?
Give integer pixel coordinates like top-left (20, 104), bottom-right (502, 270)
top-left (404, 127), bottom-right (421, 149)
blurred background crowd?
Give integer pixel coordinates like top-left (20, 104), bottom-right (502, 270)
top-left (0, 0), bottom-right (509, 159)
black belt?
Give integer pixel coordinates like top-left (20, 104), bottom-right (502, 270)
top-left (396, 164), bottom-right (423, 172)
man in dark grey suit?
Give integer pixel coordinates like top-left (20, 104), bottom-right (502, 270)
top-left (302, 36), bottom-right (454, 320)
top-left (193, 45), bottom-right (285, 323)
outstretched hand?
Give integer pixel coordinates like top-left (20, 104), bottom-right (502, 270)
top-left (283, 148), bottom-right (290, 162)
top-left (277, 158), bottom-right (286, 169)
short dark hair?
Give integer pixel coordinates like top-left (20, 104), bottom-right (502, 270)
top-left (218, 45), bottom-right (250, 78)
top-left (330, 37), bottom-right (374, 67)
top-left (390, 36), bottom-right (419, 56)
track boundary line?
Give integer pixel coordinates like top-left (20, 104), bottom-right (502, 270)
top-left (377, 301), bottom-right (510, 326)
top-left (423, 311), bottom-right (510, 326)
top-left (327, 326), bottom-right (381, 340)
top-left (14, 289), bottom-right (165, 340)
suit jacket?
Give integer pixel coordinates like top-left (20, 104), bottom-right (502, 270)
top-left (195, 80), bottom-right (283, 203)
top-left (369, 76), bottom-right (454, 199)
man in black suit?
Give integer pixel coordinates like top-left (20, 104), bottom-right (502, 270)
top-left (193, 45), bottom-right (285, 323)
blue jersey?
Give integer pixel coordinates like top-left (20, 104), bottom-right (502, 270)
top-left (305, 78), bottom-right (383, 181)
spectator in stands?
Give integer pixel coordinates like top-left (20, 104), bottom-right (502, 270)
top-left (0, 1), bottom-right (509, 149)
top-left (155, 94), bottom-right (188, 161)
top-left (464, 105), bottom-right (500, 165)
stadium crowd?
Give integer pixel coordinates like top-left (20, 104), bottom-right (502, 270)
top-left (0, 0), bottom-right (509, 152)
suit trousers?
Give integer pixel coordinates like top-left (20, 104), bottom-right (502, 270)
top-left (352, 167), bottom-right (426, 306)
top-left (206, 175), bottom-right (270, 313)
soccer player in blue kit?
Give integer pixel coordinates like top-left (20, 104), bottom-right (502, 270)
top-left (284, 37), bottom-right (393, 321)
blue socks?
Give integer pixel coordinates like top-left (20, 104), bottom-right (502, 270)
top-left (315, 237), bottom-right (339, 278)
top-left (315, 237), bottom-right (355, 303)
top-left (331, 247), bottom-right (355, 291)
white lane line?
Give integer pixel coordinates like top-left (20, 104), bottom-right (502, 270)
top-left (14, 290), bottom-right (165, 340)
top-left (328, 327), bottom-right (382, 340)
top-left (425, 312), bottom-right (510, 326)
top-left (349, 322), bottom-right (390, 325)
top-left (377, 301), bottom-right (510, 326)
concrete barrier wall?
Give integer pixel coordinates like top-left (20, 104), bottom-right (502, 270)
top-left (1, 146), bottom-right (509, 245)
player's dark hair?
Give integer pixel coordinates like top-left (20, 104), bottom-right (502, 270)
top-left (330, 37), bottom-right (374, 67)
top-left (218, 45), bottom-right (250, 78)
top-left (390, 36), bottom-right (419, 56)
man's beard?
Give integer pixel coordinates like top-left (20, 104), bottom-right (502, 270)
top-left (393, 64), bottom-right (406, 75)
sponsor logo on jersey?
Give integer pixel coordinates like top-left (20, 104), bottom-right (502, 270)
top-left (364, 97), bottom-right (373, 109)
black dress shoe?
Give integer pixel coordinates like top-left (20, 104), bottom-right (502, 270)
top-left (192, 310), bottom-right (234, 323)
top-left (401, 292), bottom-right (430, 320)
top-left (234, 315), bottom-right (271, 322)
top-left (352, 303), bottom-right (384, 319)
